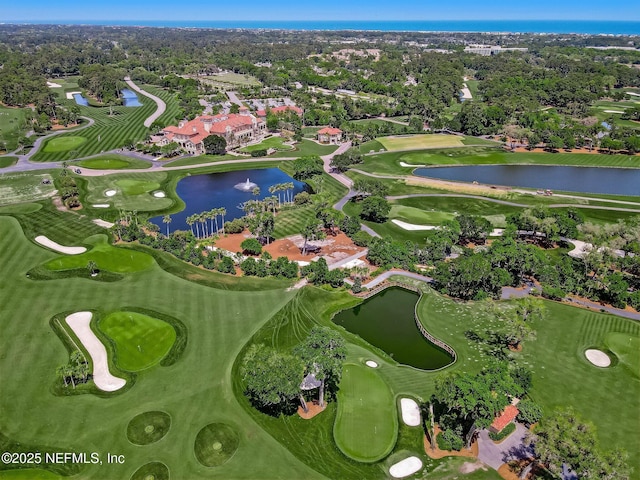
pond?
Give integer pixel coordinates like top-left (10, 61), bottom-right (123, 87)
top-left (72, 93), bottom-right (89, 106)
top-left (333, 287), bottom-right (453, 370)
top-left (121, 88), bottom-right (142, 107)
top-left (150, 168), bottom-right (308, 232)
top-left (413, 165), bottom-right (640, 196)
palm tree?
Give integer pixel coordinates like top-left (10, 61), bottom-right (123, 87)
top-left (286, 182), bottom-right (295, 204)
top-left (219, 207), bottom-right (226, 233)
top-left (162, 215), bottom-right (172, 236)
top-left (186, 215), bottom-right (195, 237)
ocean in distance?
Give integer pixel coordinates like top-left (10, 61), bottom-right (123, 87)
top-left (9, 20), bottom-right (640, 35)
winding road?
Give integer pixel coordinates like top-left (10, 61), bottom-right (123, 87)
top-left (124, 77), bottom-right (166, 128)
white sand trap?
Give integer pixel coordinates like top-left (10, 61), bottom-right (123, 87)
top-left (65, 91), bottom-right (82, 99)
top-left (625, 92), bottom-right (640, 97)
top-left (35, 236), bottom-right (86, 255)
top-left (92, 204), bottom-right (110, 208)
top-left (93, 219), bottom-right (114, 228)
top-left (153, 191), bottom-right (166, 198)
top-left (585, 349), bottom-right (611, 367)
top-left (603, 110), bottom-right (624, 114)
top-left (461, 85), bottom-right (473, 100)
top-left (65, 312), bottom-right (126, 392)
top-left (104, 190), bottom-right (117, 197)
top-left (390, 456), bottom-right (423, 478)
top-left (47, 81), bottom-right (62, 88)
top-left (490, 228), bottom-right (505, 237)
top-left (365, 360), bottom-right (378, 368)
top-left (399, 161), bottom-right (426, 167)
top-left (392, 219), bottom-right (439, 231)
top-left (400, 398), bottom-right (421, 426)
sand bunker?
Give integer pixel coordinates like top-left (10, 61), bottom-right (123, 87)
top-left (603, 110), bottom-right (624, 114)
top-left (65, 312), bottom-right (126, 392)
top-left (392, 219), bottom-right (439, 231)
top-left (104, 190), bottom-right (117, 197)
top-left (93, 219), bottom-right (115, 228)
top-left (461, 85), bottom-right (473, 100)
top-left (585, 349), bottom-right (611, 367)
top-left (47, 81), bottom-right (62, 88)
top-left (153, 191), bottom-right (166, 198)
top-left (399, 161), bottom-right (426, 167)
top-left (400, 398), bottom-right (421, 427)
top-left (35, 236), bottom-right (86, 255)
top-left (92, 204), bottom-right (110, 208)
top-left (65, 91), bottom-right (82, 100)
top-left (390, 456), bottom-right (423, 478)
top-left (365, 360), bottom-right (378, 368)
top-left (625, 92), bottom-right (640, 97)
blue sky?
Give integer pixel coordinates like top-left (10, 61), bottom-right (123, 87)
top-left (3, 0), bottom-right (639, 22)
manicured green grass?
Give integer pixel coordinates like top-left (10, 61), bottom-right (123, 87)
top-left (43, 235), bottom-right (155, 273)
top-left (0, 203), bottom-right (42, 215)
top-left (75, 155), bottom-right (152, 170)
top-left (0, 156), bottom-right (18, 168)
top-left (0, 215), bottom-right (323, 480)
top-left (359, 139), bottom-right (386, 154)
top-left (84, 172), bottom-right (174, 212)
top-left (31, 88), bottom-right (174, 161)
top-left (0, 105), bottom-right (28, 151)
top-left (358, 147), bottom-right (640, 177)
top-left (390, 204), bottom-right (455, 225)
top-left (43, 136), bottom-right (86, 153)
top-left (198, 72), bottom-right (261, 87)
top-left (126, 411), bottom-right (172, 445)
top-left (302, 126), bottom-right (321, 138)
top-left (334, 363), bottom-right (398, 462)
top-left (194, 423), bottom-right (240, 467)
top-left (161, 154), bottom-right (240, 167)
top-left (271, 138), bottom-right (338, 158)
top-left (99, 311), bottom-right (176, 371)
top-left (129, 462), bottom-right (169, 480)
top-left (605, 332), bottom-right (640, 378)
top-left (240, 136), bottom-right (293, 153)
top-left (0, 172), bottom-right (56, 204)
top-left (377, 134), bottom-right (465, 151)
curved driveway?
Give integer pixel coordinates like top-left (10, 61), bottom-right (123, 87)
top-left (124, 77), bottom-right (166, 128)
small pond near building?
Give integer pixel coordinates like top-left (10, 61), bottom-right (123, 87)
top-left (150, 168), bottom-right (308, 232)
top-left (333, 287), bottom-right (453, 370)
top-left (413, 165), bottom-right (640, 196)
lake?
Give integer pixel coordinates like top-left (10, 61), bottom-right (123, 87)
top-left (414, 165), bottom-right (640, 196)
top-left (121, 89), bottom-right (142, 107)
top-left (333, 287), bottom-right (453, 370)
top-left (150, 168), bottom-right (308, 232)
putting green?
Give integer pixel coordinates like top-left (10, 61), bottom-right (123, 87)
top-left (333, 363), bottom-right (397, 463)
top-left (194, 423), bottom-right (240, 467)
top-left (130, 462), bottom-right (169, 480)
top-left (0, 203), bottom-right (42, 214)
top-left (115, 179), bottom-right (161, 196)
top-left (99, 311), bottom-right (176, 371)
top-left (77, 156), bottom-right (151, 170)
top-left (605, 332), bottom-right (640, 378)
top-left (43, 235), bottom-right (154, 273)
top-left (377, 134), bottom-right (464, 151)
top-left (390, 205), bottom-right (455, 225)
top-left (43, 136), bottom-right (87, 153)
top-left (126, 411), bottom-right (171, 445)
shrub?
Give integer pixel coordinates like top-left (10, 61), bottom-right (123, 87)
top-left (352, 231), bottom-right (373, 247)
top-left (224, 218), bottom-right (245, 234)
top-left (517, 399), bottom-right (543, 426)
top-left (437, 429), bottom-right (464, 451)
top-left (216, 256), bottom-right (236, 274)
top-left (541, 284), bottom-right (566, 301)
top-left (489, 422), bottom-right (516, 442)
top-left (293, 191), bottom-right (311, 205)
top-left (241, 238), bottom-right (263, 255)
top-left (251, 149), bottom-right (268, 157)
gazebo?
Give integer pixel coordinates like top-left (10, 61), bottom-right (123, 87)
top-left (299, 372), bottom-right (321, 413)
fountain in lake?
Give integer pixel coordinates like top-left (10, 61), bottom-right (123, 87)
top-left (234, 178), bottom-right (258, 192)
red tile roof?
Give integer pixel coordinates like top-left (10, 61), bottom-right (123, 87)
top-left (318, 127), bottom-right (342, 135)
top-left (491, 405), bottom-right (519, 432)
top-left (162, 113), bottom-right (264, 144)
top-left (257, 109), bottom-right (267, 117)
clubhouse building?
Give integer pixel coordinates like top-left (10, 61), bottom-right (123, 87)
top-left (154, 108), bottom-right (266, 155)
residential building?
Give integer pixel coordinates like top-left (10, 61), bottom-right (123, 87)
top-left (317, 127), bottom-right (343, 145)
